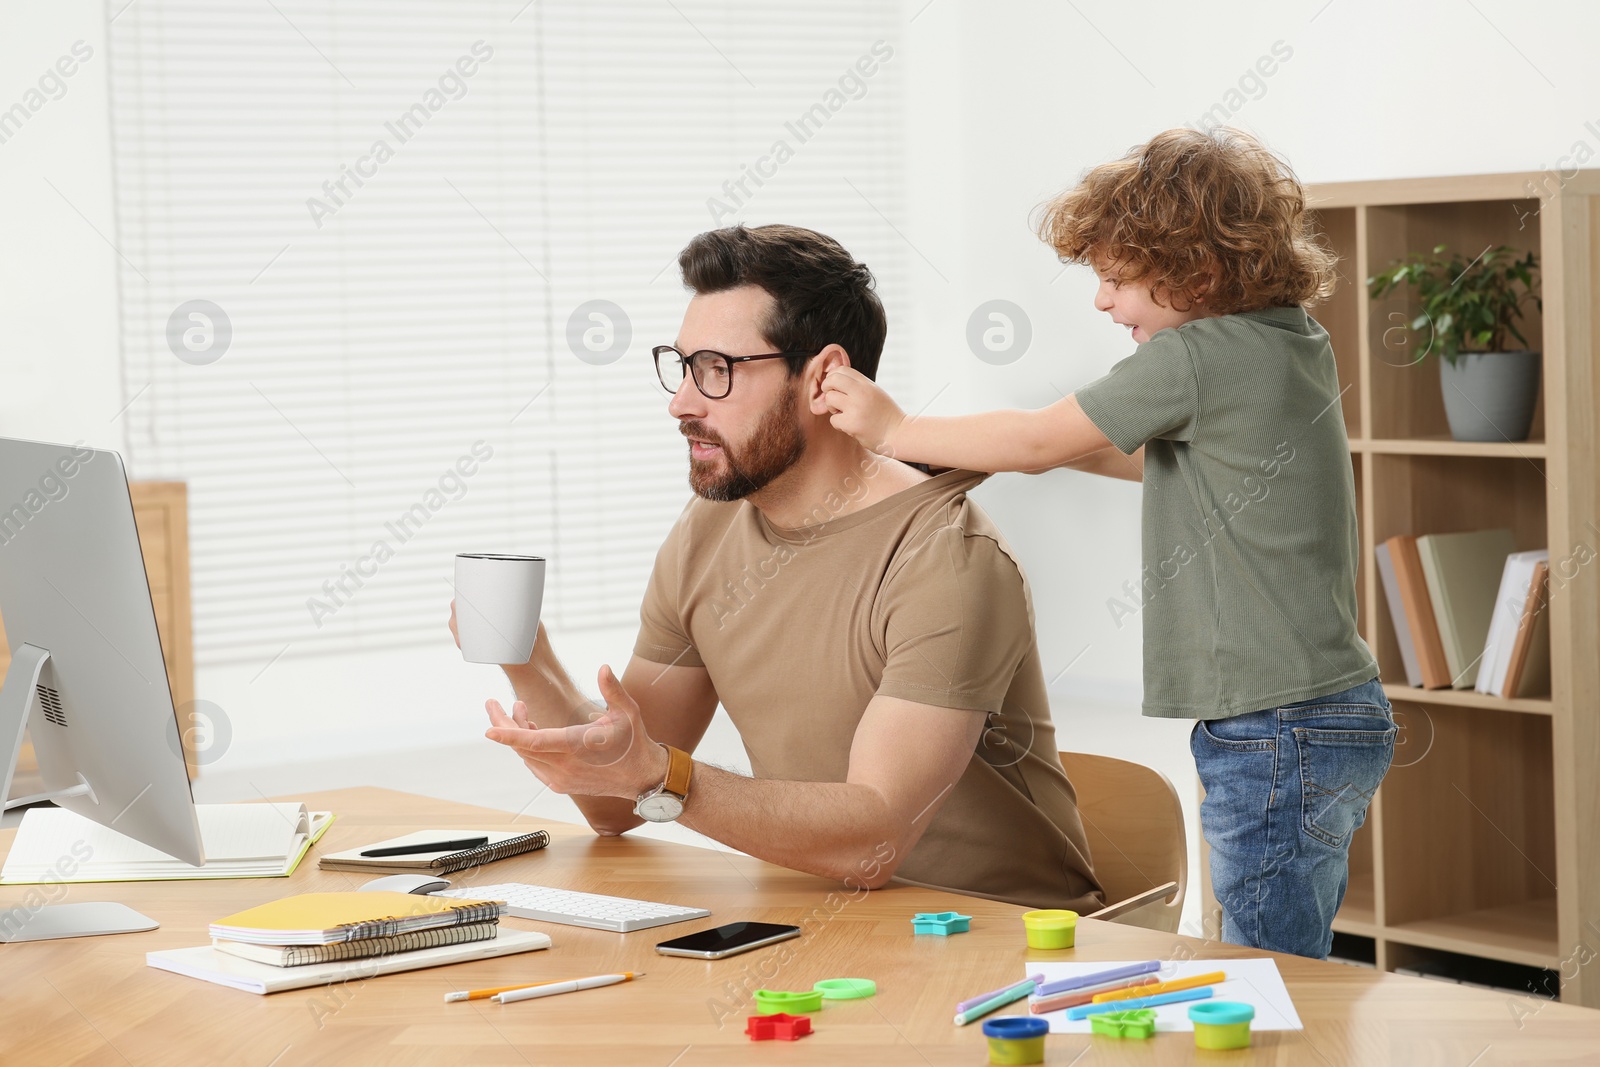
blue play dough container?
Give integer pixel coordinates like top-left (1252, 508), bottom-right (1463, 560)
top-left (982, 1015), bottom-right (1048, 1064)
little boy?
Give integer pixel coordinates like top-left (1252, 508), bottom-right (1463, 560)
top-left (822, 127), bottom-right (1394, 959)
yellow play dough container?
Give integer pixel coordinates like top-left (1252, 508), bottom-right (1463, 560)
top-left (1021, 909), bottom-right (1077, 950)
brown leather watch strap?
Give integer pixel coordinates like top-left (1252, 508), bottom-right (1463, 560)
top-left (662, 744), bottom-right (693, 799)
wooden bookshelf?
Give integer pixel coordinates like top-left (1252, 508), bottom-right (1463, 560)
top-left (1328, 171), bottom-right (1599, 1004)
top-left (1197, 171), bottom-right (1600, 1006)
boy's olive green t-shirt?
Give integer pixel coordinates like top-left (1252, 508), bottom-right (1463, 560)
top-left (1075, 306), bottom-right (1378, 720)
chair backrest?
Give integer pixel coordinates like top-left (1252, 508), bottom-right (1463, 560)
top-left (1060, 750), bottom-right (1187, 933)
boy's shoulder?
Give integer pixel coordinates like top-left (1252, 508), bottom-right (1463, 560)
top-left (1157, 305), bottom-right (1329, 366)
top-left (1176, 305), bottom-right (1317, 340)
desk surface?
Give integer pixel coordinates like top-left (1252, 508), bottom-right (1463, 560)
top-left (3, 787), bottom-right (1598, 1066)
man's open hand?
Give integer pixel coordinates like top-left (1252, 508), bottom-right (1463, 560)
top-left (821, 367), bottom-right (906, 454)
top-left (483, 664), bottom-right (668, 800)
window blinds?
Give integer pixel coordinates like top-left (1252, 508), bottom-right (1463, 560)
top-left (108, 0), bottom-right (910, 666)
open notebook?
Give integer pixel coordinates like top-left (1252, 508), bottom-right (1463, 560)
top-left (0, 803), bottom-right (333, 883)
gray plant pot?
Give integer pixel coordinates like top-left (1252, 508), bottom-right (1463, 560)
top-left (1438, 351), bottom-right (1541, 442)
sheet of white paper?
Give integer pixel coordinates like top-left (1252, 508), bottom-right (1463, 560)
top-left (1025, 958), bottom-right (1303, 1034)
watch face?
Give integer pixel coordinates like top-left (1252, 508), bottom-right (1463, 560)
top-left (636, 792), bottom-right (684, 823)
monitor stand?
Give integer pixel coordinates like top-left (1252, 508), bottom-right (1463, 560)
top-left (0, 643), bottom-right (160, 941)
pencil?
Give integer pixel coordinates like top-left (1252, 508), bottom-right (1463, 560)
top-left (445, 979), bottom-right (564, 1003)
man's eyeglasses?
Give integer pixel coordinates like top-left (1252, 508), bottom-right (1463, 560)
top-left (653, 345), bottom-right (819, 400)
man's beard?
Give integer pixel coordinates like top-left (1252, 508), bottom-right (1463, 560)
top-left (682, 383), bottom-right (807, 503)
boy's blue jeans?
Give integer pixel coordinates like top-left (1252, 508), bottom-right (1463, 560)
top-left (1190, 677), bottom-right (1395, 959)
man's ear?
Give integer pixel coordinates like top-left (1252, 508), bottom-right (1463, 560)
top-left (806, 344), bottom-right (851, 416)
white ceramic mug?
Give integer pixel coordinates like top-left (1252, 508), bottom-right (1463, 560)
top-left (453, 553), bottom-right (546, 664)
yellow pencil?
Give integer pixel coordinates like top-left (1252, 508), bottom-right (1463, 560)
top-left (1091, 970), bottom-right (1226, 1004)
top-left (444, 979), bottom-right (564, 1003)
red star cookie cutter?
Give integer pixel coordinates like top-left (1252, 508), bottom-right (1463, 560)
top-left (745, 1012), bottom-right (813, 1041)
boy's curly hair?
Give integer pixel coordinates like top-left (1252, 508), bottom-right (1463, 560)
top-left (1036, 127), bottom-right (1337, 314)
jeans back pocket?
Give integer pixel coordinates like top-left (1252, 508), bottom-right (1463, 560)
top-left (1294, 724), bottom-right (1396, 850)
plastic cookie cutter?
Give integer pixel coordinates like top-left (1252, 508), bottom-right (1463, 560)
top-left (813, 978), bottom-right (876, 1000)
top-left (1189, 1000), bottom-right (1255, 1049)
top-left (745, 1013), bottom-right (812, 1041)
top-left (911, 911), bottom-right (972, 935)
top-left (752, 988), bottom-right (824, 1014)
top-left (980, 1015), bottom-right (1048, 1065)
top-left (1089, 1008), bottom-right (1156, 1039)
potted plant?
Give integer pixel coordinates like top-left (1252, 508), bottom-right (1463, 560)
top-left (1367, 244), bottom-right (1542, 442)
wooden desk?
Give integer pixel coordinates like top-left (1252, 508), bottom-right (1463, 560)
top-left (3, 788), bottom-right (1598, 1065)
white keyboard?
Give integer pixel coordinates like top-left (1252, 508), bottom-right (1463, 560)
top-left (431, 882), bottom-right (710, 933)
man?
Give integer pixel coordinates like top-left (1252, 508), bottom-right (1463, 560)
top-left (458, 224), bottom-right (1101, 911)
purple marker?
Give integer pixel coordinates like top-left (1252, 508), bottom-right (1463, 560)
top-left (1034, 960), bottom-right (1161, 998)
top-left (957, 973), bottom-right (1044, 1014)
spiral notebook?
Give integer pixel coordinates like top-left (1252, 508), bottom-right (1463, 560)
top-left (210, 890), bottom-right (504, 945)
top-left (318, 829), bottom-right (549, 874)
top-left (215, 919), bottom-right (499, 967)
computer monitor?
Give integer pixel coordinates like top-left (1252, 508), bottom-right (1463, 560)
top-left (0, 436), bottom-right (203, 938)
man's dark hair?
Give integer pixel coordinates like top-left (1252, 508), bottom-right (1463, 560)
top-left (677, 224), bottom-right (887, 381)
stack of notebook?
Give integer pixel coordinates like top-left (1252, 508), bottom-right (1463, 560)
top-left (1376, 529), bottom-right (1550, 696)
top-left (147, 891), bottom-right (551, 993)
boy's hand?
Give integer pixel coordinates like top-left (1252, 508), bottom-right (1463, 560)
top-left (821, 367), bottom-right (906, 454)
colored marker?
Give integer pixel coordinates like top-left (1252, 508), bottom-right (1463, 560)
top-left (954, 978), bottom-right (1037, 1025)
top-left (958, 973), bottom-right (1043, 1014)
top-left (1031, 975), bottom-right (1160, 1013)
top-left (1034, 960), bottom-right (1161, 998)
top-left (1065, 985), bottom-right (1214, 1021)
top-left (1092, 970), bottom-right (1226, 1004)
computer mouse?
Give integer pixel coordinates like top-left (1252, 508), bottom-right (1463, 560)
top-left (359, 873), bottom-right (452, 895)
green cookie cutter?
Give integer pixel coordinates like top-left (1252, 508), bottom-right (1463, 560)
top-left (754, 988), bottom-right (824, 1014)
top-left (813, 978), bottom-right (876, 1000)
top-left (1089, 1008), bottom-right (1157, 1039)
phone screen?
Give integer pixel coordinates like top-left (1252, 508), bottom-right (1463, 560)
top-left (655, 921), bottom-right (800, 957)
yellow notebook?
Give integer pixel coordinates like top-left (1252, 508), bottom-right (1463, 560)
top-left (210, 891), bottom-right (505, 945)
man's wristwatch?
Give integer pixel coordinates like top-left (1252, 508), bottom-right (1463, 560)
top-left (633, 744), bottom-right (693, 823)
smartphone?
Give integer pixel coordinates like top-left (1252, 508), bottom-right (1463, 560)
top-left (654, 921), bottom-right (801, 960)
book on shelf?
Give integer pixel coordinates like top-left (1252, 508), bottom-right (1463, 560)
top-left (1477, 550), bottom-right (1550, 697)
top-left (0, 803), bottom-right (333, 884)
top-left (209, 890), bottom-right (505, 946)
top-left (213, 919), bottom-right (499, 967)
top-left (1382, 534), bottom-right (1453, 689)
top-left (148, 928), bottom-right (551, 994)
top-left (318, 829), bottom-right (549, 874)
top-left (1375, 540), bottom-right (1422, 687)
top-left (1415, 528), bottom-right (1515, 689)
top-left (1500, 561), bottom-right (1552, 698)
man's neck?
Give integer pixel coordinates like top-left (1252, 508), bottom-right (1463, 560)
top-left (747, 432), bottom-right (929, 530)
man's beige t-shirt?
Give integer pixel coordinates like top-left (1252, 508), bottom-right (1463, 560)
top-left (633, 463), bottom-right (1102, 912)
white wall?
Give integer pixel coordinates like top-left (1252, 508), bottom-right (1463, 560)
top-left (5, 2), bottom-right (1598, 835)
top-left (0, 1), bottom-right (123, 454)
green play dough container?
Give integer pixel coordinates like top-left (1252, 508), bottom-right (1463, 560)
top-left (1189, 1000), bottom-right (1255, 1049)
top-left (1021, 908), bottom-right (1077, 950)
